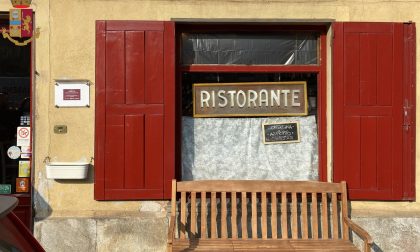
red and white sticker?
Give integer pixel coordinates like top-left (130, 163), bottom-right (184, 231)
top-left (17, 127), bottom-right (31, 146)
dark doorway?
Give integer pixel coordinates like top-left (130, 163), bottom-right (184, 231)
top-left (0, 12), bottom-right (32, 229)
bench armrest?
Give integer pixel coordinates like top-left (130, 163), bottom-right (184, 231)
top-left (343, 216), bottom-right (373, 252)
top-left (167, 215), bottom-right (175, 248)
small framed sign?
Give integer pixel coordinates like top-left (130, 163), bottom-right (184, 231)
top-left (262, 122), bottom-right (300, 144)
top-left (0, 184), bottom-right (11, 194)
top-left (16, 178), bottom-right (29, 193)
top-left (55, 79), bottom-right (90, 107)
top-left (193, 82), bottom-right (307, 117)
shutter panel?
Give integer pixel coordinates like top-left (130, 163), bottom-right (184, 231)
top-left (333, 22), bottom-right (415, 200)
top-left (95, 21), bottom-right (175, 200)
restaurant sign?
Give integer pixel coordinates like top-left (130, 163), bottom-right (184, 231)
top-left (193, 82), bottom-right (307, 117)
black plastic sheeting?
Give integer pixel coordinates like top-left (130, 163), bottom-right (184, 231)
top-left (181, 33), bottom-right (318, 65)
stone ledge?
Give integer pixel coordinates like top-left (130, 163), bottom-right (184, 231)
top-left (34, 216), bottom-right (168, 252)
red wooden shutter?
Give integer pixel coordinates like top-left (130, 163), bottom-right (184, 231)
top-left (95, 21), bottom-right (175, 200)
top-left (333, 22), bottom-right (415, 200)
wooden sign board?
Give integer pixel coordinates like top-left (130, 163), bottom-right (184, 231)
top-left (262, 122), bottom-right (300, 144)
top-left (193, 82), bottom-right (307, 117)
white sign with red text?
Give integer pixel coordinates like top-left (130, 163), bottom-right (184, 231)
top-left (17, 126), bottom-right (31, 146)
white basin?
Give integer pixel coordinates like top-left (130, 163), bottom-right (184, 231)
top-left (46, 162), bottom-right (89, 179)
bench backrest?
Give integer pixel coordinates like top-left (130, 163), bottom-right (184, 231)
top-left (171, 180), bottom-right (350, 241)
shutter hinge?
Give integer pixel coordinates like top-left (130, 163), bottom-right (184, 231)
top-left (403, 99), bottom-right (412, 131)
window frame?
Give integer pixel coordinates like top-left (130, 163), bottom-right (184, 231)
top-left (175, 23), bottom-right (328, 182)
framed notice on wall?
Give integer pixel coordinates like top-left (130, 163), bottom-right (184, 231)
top-left (54, 80), bottom-right (90, 107)
top-left (262, 122), bottom-right (301, 144)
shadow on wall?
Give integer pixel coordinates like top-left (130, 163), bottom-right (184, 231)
top-left (33, 164), bottom-right (94, 221)
top-left (348, 202), bottom-right (383, 252)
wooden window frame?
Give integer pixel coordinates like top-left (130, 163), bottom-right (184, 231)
top-left (175, 23), bottom-right (328, 181)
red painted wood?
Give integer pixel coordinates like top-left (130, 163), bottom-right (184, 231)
top-left (105, 31), bottom-right (125, 104)
top-left (104, 115), bottom-right (125, 189)
top-left (402, 23), bottom-right (416, 200)
top-left (391, 23), bottom-right (404, 199)
top-left (344, 33), bottom-right (360, 105)
top-left (318, 33), bottom-right (328, 182)
top-left (106, 21), bottom-right (164, 31)
top-left (96, 21), bottom-right (175, 200)
top-left (333, 22), bottom-right (411, 200)
top-left (332, 23), bottom-right (345, 183)
top-left (95, 20), bottom-right (106, 200)
top-left (343, 116), bottom-right (361, 189)
top-left (163, 21), bottom-right (176, 199)
top-left (125, 115), bottom-right (145, 189)
top-left (376, 33), bottom-right (393, 106)
top-left (126, 31), bottom-right (145, 104)
top-left (343, 23), bottom-right (393, 33)
top-left (0, 212), bottom-right (45, 251)
top-left (359, 34), bottom-right (377, 106)
top-left (179, 65), bottom-right (320, 73)
top-left (360, 117), bottom-right (377, 190)
top-left (105, 104), bottom-right (164, 114)
top-left (145, 115), bottom-right (164, 189)
top-left (12, 195), bottom-right (31, 230)
top-left (377, 117), bottom-right (392, 191)
top-left (344, 106), bottom-right (392, 116)
top-left (145, 31), bottom-right (164, 103)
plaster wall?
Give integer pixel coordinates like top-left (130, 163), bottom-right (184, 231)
top-left (1, 0), bottom-right (420, 218)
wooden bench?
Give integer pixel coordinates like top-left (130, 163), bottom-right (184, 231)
top-left (167, 180), bottom-right (373, 252)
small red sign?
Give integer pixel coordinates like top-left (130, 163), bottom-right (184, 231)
top-left (16, 177), bottom-right (29, 193)
top-left (18, 127), bottom-right (29, 138)
top-left (63, 89), bottom-right (81, 100)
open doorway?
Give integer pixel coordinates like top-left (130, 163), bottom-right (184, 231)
top-left (0, 12), bottom-right (33, 229)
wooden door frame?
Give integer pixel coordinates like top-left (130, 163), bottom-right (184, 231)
top-left (175, 23), bottom-right (329, 181)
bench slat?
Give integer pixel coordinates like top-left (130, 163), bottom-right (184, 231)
top-left (332, 192), bottom-right (339, 239)
top-left (341, 182), bottom-right (349, 240)
top-left (242, 192), bottom-right (248, 239)
top-left (292, 192), bottom-right (298, 239)
top-left (261, 192), bottom-right (267, 240)
top-left (191, 192), bottom-right (196, 239)
top-left (177, 181), bottom-right (343, 193)
top-left (322, 193), bottom-right (328, 239)
top-left (232, 192), bottom-right (238, 239)
top-left (181, 192), bottom-right (186, 239)
top-left (221, 192), bottom-right (227, 239)
top-left (281, 193), bottom-right (287, 239)
top-left (271, 192), bottom-right (277, 239)
top-left (252, 192), bottom-right (257, 239)
top-left (211, 192), bottom-right (217, 239)
top-left (201, 192), bottom-right (207, 239)
top-left (302, 193), bottom-right (308, 239)
top-left (311, 193), bottom-right (319, 239)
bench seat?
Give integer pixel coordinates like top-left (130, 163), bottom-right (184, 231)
top-left (173, 240), bottom-right (360, 251)
top-left (168, 180), bottom-right (372, 252)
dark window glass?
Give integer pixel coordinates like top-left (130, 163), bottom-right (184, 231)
top-left (181, 33), bottom-right (318, 65)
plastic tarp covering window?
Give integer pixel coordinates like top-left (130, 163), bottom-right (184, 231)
top-left (182, 116), bottom-right (319, 181)
top-left (181, 33), bottom-right (318, 65)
